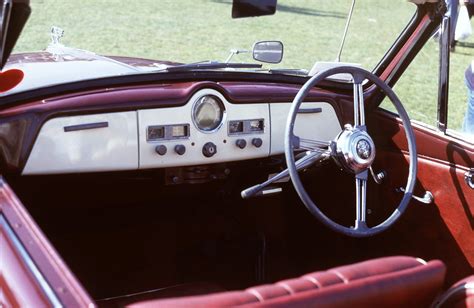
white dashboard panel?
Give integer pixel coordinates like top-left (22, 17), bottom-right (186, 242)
top-left (138, 89), bottom-right (270, 169)
top-left (270, 102), bottom-right (342, 155)
top-left (22, 90), bottom-right (343, 175)
top-left (23, 112), bottom-right (138, 174)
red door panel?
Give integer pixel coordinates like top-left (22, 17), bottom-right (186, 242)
top-left (0, 177), bottom-right (94, 307)
top-left (1, 217), bottom-right (51, 307)
top-left (369, 111), bottom-right (474, 284)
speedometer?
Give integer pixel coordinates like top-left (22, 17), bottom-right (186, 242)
top-left (192, 95), bottom-right (225, 132)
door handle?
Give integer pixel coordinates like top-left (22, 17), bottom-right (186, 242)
top-left (397, 187), bottom-right (434, 205)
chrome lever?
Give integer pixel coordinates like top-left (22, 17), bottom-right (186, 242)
top-left (465, 169), bottom-right (474, 189)
top-left (397, 187), bottom-right (434, 205)
top-left (241, 150), bottom-right (329, 199)
top-left (369, 167), bottom-right (386, 184)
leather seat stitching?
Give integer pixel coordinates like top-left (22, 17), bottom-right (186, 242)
top-left (276, 282), bottom-right (295, 294)
top-left (246, 289), bottom-right (264, 302)
top-left (303, 276), bottom-right (322, 288)
top-left (329, 270), bottom-right (349, 283)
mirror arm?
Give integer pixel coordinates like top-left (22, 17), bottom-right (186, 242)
top-left (225, 49), bottom-right (249, 63)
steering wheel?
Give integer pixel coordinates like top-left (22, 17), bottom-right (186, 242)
top-left (285, 66), bottom-right (417, 237)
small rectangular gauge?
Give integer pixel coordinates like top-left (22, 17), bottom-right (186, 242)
top-left (147, 124), bottom-right (190, 141)
top-left (249, 119), bottom-right (264, 132)
top-left (228, 121), bottom-right (244, 135)
top-left (172, 125), bottom-right (188, 138)
top-left (147, 126), bottom-right (165, 140)
top-left (228, 119), bottom-right (264, 135)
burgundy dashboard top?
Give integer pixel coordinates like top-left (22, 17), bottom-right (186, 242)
top-left (0, 81), bottom-right (349, 118)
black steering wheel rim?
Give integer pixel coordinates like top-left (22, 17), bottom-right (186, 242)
top-left (284, 66), bottom-right (417, 237)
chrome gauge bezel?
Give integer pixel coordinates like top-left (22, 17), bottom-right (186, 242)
top-left (191, 94), bottom-right (226, 133)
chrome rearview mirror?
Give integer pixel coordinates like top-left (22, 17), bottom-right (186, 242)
top-left (252, 41), bottom-right (283, 64)
top-left (232, 0), bottom-right (277, 19)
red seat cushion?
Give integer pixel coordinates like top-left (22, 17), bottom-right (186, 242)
top-left (127, 256), bottom-right (446, 307)
top-left (434, 275), bottom-right (474, 308)
top-left (98, 282), bottom-right (226, 307)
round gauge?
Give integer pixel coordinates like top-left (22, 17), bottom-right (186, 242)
top-left (192, 95), bottom-right (225, 132)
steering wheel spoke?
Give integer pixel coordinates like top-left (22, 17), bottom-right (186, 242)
top-left (354, 171), bottom-right (368, 231)
top-left (293, 135), bottom-right (331, 152)
top-left (353, 80), bottom-right (366, 127)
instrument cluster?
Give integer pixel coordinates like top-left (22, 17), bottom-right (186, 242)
top-left (138, 88), bottom-right (270, 169)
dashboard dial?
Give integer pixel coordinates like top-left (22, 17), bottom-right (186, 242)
top-left (192, 95), bottom-right (225, 132)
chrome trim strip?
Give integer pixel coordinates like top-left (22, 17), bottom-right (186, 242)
top-left (0, 215), bottom-right (63, 307)
top-left (434, 281), bottom-right (474, 307)
top-left (63, 121), bottom-right (109, 132)
top-left (297, 107), bottom-right (322, 114)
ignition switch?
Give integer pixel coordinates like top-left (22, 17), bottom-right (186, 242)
top-left (202, 142), bottom-right (217, 157)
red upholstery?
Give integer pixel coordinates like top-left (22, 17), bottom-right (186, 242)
top-left (434, 275), bottom-right (474, 308)
top-left (98, 282), bottom-right (226, 307)
top-left (127, 256), bottom-right (446, 308)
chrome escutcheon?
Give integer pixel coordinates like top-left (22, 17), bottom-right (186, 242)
top-left (334, 125), bottom-right (376, 174)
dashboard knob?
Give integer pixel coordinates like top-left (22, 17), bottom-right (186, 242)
top-left (174, 144), bottom-right (186, 155)
top-left (202, 142), bottom-right (217, 157)
top-left (155, 145), bottom-right (167, 155)
top-left (235, 139), bottom-right (247, 149)
top-left (252, 138), bottom-right (263, 148)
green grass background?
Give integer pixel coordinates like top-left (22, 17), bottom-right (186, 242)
top-left (12, 0), bottom-right (474, 133)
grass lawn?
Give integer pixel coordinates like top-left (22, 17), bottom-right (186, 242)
top-left (12, 0), bottom-right (474, 134)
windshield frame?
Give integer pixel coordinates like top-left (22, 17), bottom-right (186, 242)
top-left (0, 3), bottom-right (439, 110)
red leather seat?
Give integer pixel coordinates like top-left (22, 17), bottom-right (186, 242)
top-left (127, 256), bottom-right (446, 307)
top-left (434, 275), bottom-right (474, 308)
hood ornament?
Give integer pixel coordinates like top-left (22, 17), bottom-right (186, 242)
top-left (45, 25), bottom-right (143, 71)
top-left (48, 26), bottom-right (66, 60)
top-left (50, 26), bottom-right (64, 46)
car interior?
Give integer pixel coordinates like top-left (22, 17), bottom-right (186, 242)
top-left (0, 0), bottom-right (473, 307)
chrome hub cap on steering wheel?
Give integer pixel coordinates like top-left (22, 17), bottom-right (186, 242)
top-left (334, 124), bottom-right (376, 174)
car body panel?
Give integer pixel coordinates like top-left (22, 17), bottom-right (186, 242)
top-left (0, 177), bottom-right (94, 306)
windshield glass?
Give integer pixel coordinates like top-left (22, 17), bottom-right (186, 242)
top-left (6, 0), bottom-right (415, 95)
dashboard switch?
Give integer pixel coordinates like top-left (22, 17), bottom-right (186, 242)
top-left (175, 144), bottom-right (186, 155)
top-left (202, 142), bottom-right (217, 157)
top-left (252, 138), bottom-right (263, 148)
top-left (235, 139), bottom-right (247, 149)
top-left (155, 145), bottom-right (167, 155)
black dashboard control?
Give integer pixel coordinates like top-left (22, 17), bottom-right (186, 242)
top-left (202, 142), bottom-right (217, 157)
top-left (252, 138), bottom-right (263, 148)
top-left (175, 144), bottom-right (186, 155)
top-left (235, 139), bottom-right (247, 149)
top-left (155, 145), bottom-right (167, 155)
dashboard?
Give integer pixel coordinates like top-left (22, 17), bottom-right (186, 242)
top-left (1, 84), bottom-right (342, 175)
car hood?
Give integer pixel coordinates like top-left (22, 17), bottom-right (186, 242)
top-left (1, 52), bottom-right (181, 96)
